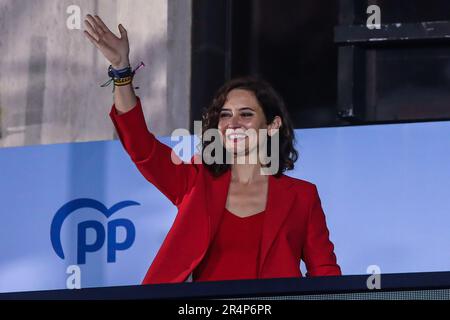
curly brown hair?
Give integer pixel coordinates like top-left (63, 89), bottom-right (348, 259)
top-left (200, 76), bottom-right (299, 177)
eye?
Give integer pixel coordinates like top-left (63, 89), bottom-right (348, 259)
top-left (219, 112), bottom-right (231, 118)
top-left (241, 112), bottom-right (253, 117)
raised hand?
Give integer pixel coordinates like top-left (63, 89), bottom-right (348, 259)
top-left (84, 14), bottom-right (130, 69)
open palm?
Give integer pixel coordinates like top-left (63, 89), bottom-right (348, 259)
top-left (84, 14), bottom-right (130, 69)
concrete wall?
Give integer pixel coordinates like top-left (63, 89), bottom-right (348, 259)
top-left (0, 0), bottom-right (191, 148)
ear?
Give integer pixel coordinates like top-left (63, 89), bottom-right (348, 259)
top-left (267, 116), bottom-right (282, 136)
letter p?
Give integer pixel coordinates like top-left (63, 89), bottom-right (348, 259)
top-left (77, 220), bottom-right (105, 264)
top-left (107, 219), bottom-right (135, 263)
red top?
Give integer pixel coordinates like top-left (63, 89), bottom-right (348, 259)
top-left (193, 208), bottom-right (266, 282)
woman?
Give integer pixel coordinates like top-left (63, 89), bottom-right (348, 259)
top-left (84, 14), bottom-right (341, 284)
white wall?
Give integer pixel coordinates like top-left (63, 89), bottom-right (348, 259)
top-left (0, 0), bottom-right (191, 148)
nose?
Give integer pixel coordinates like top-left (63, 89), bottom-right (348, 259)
top-left (228, 114), bottom-right (241, 129)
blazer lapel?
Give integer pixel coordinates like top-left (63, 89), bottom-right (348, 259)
top-left (204, 169), bottom-right (232, 246)
top-left (259, 174), bottom-right (296, 274)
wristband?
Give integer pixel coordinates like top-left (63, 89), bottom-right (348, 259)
top-left (100, 61), bottom-right (145, 91)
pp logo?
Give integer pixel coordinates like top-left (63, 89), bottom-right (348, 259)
top-left (51, 198), bottom-right (139, 264)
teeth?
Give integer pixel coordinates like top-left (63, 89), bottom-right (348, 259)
top-left (227, 133), bottom-right (247, 140)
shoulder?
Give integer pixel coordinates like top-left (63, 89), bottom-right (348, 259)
top-left (277, 174), bottom-right (319, 198)
top-left (278, 174), bottom-right (317, 190)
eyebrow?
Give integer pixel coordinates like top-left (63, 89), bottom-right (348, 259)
top-left (221, 107), bottom-right (255, 112)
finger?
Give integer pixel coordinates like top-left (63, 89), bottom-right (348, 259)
top-left (85, 14), bottom-right (103, 35)
top-left (84, 30), bottom-right (100, 47)
top-left (118, 24), bottom-right (128, 40)
top-left (84, 20), bottom-right (100, 42)
top-left (93, 15), bottom-right (111, 34)
top-left (84, 20), bottom-right (100, 41)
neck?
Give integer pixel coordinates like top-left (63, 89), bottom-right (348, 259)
top-left (231, 162), bottom-right (265, 185)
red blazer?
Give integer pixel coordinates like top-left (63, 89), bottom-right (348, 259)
top-left (110, 98), bottom-right (341, 284)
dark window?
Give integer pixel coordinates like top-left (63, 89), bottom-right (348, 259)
top-left (191, 0), bottom-right (450, 129)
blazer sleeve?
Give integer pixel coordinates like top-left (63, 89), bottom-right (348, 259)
top-left (109, 97), bottom-right (198, 206)
top-left (302, 185), bottom-right (342, 277)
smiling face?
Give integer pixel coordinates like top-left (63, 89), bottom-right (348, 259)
top-left (218, 89), bottom-right (270, 157)
top-left (201, 76), bottom-right (296, 177)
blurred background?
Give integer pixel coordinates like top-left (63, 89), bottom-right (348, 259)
top-left (0, 0), bottom-right (190, 147)
top-left (2, 0), bottom-right (450, 148)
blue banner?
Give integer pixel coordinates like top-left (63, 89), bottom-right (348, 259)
top-left (1, 121), bottom-right (450, 293)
